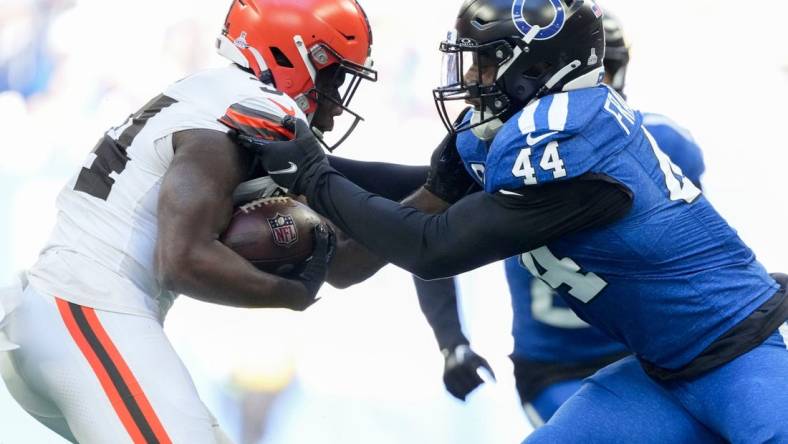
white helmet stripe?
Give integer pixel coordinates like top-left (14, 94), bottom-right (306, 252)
top-left (563, 66), bottom-right (605, 91)
top-left (216, 35), bottom-right (250, 69)
top-left (496, 44), bottom-right (522, 81)
top-left (247, 47), bottom-right (269, 73)
top-left (545, 60), bottom-right (581, 90)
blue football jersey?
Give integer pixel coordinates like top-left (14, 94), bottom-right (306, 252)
top-left (495, 111), bottom-right (705, 363)
top-left (456, 85), bottom-right (777, 369)
top-left (504, 257), bottom-right (628, 363)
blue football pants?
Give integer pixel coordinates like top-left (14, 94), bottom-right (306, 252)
top-left (522, 379), bottom-right (583, 427)
top-left (524, 329), bottom-right (788, 443)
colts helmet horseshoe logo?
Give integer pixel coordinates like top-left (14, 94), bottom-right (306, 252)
top-left (511, 0), bottom-right (566, 40)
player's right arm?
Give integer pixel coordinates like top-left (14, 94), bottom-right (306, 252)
top-left (247, 119), bottom-right (634, 279)
top-left (155, 129), bottom-right (329, 310)
top-left (320, 127), bottom-right (474, 288)
top-left (324, 180), bottom-right (447, 288)
top-left (322, 156), bottom-right (429, 289)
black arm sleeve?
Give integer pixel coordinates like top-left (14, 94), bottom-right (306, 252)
top-left (326, 155), bottom-right (428, 202)
top-left (304, 166), bottom-right (633, 279)
top-left (414, 276), bottom-right (468, 350)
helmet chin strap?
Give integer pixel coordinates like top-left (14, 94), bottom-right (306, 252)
top-left (471, 108), bottom-right (504, 141)
top-left (311, 125), bottom-right (326, 143)
top-left (306, 113), bottom-right (326, 146)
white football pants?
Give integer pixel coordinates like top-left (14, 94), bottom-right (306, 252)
top-left (0, 284), bottom-right (232, 444)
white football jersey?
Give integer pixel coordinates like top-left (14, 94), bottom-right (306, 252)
top-left (27, 65), bottom-right (305, 320)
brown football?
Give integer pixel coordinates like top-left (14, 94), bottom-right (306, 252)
top-left (220, 197), bottom-right (322, 275)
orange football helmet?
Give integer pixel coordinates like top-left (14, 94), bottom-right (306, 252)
top-left (217, 0), bottom-right (376, 120)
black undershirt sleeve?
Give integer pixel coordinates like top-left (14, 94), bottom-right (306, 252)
top-left (326, 155), bottom-right (429, 202)
top-left (414, 276), bottom-right (468, 350)
top-left (303, 166), bottom-right (634, 280)
top-left (324, 156), bottom-right (468, 348)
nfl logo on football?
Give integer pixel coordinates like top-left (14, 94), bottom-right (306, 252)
top-left (267, 213), bottom-right (298, 247)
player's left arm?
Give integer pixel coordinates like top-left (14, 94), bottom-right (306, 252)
top-left (643, 115), bottom-right (706, 188)
top-left (672, 133), bottom-right (705, 189)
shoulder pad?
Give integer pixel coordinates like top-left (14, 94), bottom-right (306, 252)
top-left (164, 66), bottom-right (307, 140)
top-left (483, 86), bottom-right (641, 193)
top-left (219, 94), bottom-right (304, 141)
top-left (456, 113), bottom-right (489, 186)
top-left (643, 112), bottom-right (705, 185)
top-left (643, 113), bottom-right (696, 143)
top-left (200, 66), bottom-right (306, 141)
top-left (515, 87), bottom-right (609, 137)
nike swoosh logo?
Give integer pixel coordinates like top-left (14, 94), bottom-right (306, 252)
top-left (526, 131), bottom-right (558, 146)
top-left (268, 98), bottom-right (296, 117)
top-left (268, 162), bottom-right (298, 175)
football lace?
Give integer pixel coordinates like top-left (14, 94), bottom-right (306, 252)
top-left (239, 196), bottom-right (291, 213)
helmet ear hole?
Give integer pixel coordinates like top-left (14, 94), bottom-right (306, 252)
top-left (270, 47), bottom-right (294, 68)
top-left (512, 80), bottom-right (537, 103)
top-left (522, 62), bottom-right (552, 79)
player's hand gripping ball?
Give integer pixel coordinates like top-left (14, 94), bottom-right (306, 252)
top-left (220, 197), bottom-right (322, 275)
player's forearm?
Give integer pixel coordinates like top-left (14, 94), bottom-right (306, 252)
top-left (324, 187), bottom-right (450, 287)
top-left (326, 231), bottom-right (386, 289)
top-left (402, 187), bottom-right (451, 213)
top-left (303, 170), bottom-right (471, 278)
top-left (157, 241), bottom-right (311, 310)
top-left (321, 157), bottom-right (430, 288)
top-left (414, 276), bottom-right (468, 350)
top-left (322, 182), bottom-right (445, 289)
top-left (326, 155), bottom-right (429, 202)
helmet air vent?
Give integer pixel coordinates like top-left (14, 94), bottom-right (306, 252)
top-left (270, 47), bottom-right (294, 68)
top-left (338, 31), bottom-right (357, 42)
top-left (471, 17), bottom-right (499, 31)
top-left (523, 62), bottom-right (552, 79)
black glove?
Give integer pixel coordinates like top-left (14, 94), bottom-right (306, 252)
top-left (442, 343), bottom-right (496, 401)
top-left (234, 116), bottom-right (328, 194)
top-left (289, 223), bottom-right (336, 310)
top-left (424, 108), bottom-right (479, 204)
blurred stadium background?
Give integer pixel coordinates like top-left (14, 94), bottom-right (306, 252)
top-left (1, 0), bottom-right (787, 442)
